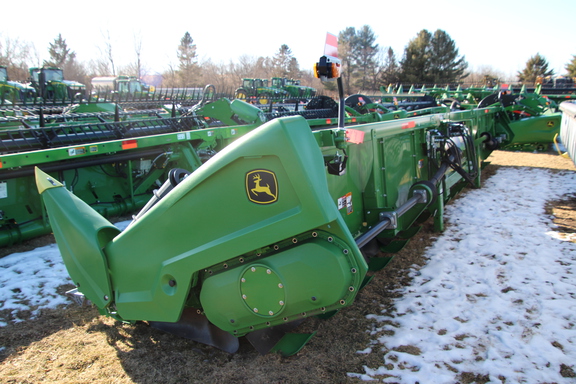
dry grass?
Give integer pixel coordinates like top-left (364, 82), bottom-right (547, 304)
top-left (0, 149), bottom-right (574, 383)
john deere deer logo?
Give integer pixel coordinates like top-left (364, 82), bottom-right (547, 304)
top-left (246, 170), bottom-right (278, 204)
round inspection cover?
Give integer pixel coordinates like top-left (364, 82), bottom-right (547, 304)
top-left (240, 265), bottom-right (285, 317)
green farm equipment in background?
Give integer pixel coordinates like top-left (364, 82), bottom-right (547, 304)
top-left (30, 48), bottom-right (564, 357)
top-left (0, 101), bottom-right (175, 130)
top-left (270, 77), bottom-right (316, 101)
top-left (234, 78), bottom-right (289, 104)
top-left (90, 76), bottom-right (155, 101)
top-left (0, 91), bottom-right (266, 247)
top-left (0, 66), bottom-right (37, 105)
top-left (29, 67), bottom-right (86, 103)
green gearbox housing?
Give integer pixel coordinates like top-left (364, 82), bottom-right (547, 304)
top-left (201, 232), bottom-right (361, 335)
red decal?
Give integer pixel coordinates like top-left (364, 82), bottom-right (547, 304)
top-left (401, 121), bottom-right (416, 129)
top-left (346, 129), bottom-right (365, 144)
top-left (122, 140), bottom-right (138, 150)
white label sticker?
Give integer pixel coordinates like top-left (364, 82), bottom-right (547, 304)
top-left (177, 132), bottom-right (192, 141)
top-left (68, 147), bottom-right (86, 156)
top-left (0, 182), bottom-right (7, 199)
top-left (337, 192), bottom-right (353, 214)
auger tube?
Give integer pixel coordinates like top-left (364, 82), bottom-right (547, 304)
top-left (355, 137), bottom-right (470, 250)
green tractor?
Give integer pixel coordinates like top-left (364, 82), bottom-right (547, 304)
top-left (90, 75), bottom-right (155, 100)
top-left (270, 77), bottom-right (316, 101)
top-left (234, 78), bottom-right (289, 105)
top-left (0, 66), bottom-right (37, 105)
top-left (29, 67), bottom-right (86, 103)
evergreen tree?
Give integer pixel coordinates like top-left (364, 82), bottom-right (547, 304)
top-left (177, 32), bottom-right (200, 87)
top-left (286, 57), bottom-right (300, 78)
top-left (517, 53), bottom-right (554, 84)
top-left (428, 30), bottom-right (468, 83)
top-left (400, 29), bottom-right (432, 83)
top-left (335, 26), bottom-right (380, 93)
top-left (353, 25), bottom-right (379, 91)
top-left (44, 34), bottom-right (86, 82)
top-left (380, 47), bottom-right (400, 86)
top-left (400, 29), bottom-right (467, 84)
top-left (338, 27), bottom-right (357, 93)
top-left (272, 44), bottom-right (300, 78)
top-left (45, 34), bottom-right (74, 68)
top-left (565, 54), bottom-right (576, 79)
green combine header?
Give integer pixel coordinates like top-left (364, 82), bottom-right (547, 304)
top-left (25, 43), bottom-right (564, 357)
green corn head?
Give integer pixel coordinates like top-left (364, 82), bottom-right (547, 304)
top-left (32, 85), bottom-right (561, 354)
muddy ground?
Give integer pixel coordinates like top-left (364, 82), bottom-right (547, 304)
top-left (0, 149), bottom-right (574, 384)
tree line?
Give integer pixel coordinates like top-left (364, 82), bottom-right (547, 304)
top-left (1, 27), bottom-right (574, 97)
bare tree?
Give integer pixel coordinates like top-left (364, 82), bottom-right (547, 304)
top-left (466, 65), bottom-right (508, 86)
top-left (110, 34), bottom-right (148, 78)
top-left (116, 63), bottom-right (139, 77)
top-left (100, 29), bottom-right (116, 76)
top-left (230, 55), bottom-right (255, 79)
top-left (201, 59), bottom-right (236, 95)
top-left (299, 69), bottom-right (325, 95)
top-left (161, 62), bottom-right (179, 88)
top-left (133, 31), bottom-right (143, 78)
top-left (0, 34), bottom-right (33, 80)
top-left (86, 58), bottom-right (112, 77)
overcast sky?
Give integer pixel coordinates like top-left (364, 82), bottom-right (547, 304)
top-left (3, 0), bottom-right (574, 79)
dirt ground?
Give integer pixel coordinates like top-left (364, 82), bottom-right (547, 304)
top-left (0, 149), bottom-right (574, 384)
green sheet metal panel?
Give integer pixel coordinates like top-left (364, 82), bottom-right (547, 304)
top-left (103, 116), bottom-right (367, 322)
